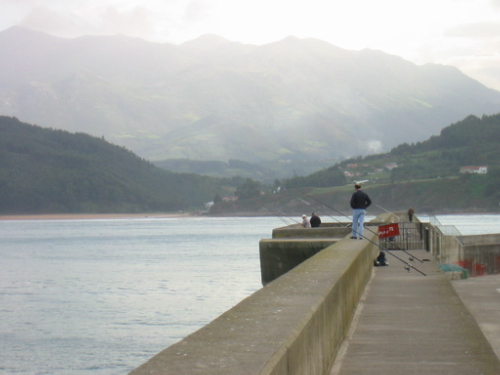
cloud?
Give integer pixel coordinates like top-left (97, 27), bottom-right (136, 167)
top-left (3, 0), bottom-right (39, 4)
top-left (457, 57), bottom-right (500, 91)
top-left (99, 6), bottom-right (155, 37)
top-left (183, 0), bottom-right (213, 22)
top-left (366, 140), bottom-right (383, 153)
top-left (445, 21), bottom-right (500, 38)
top-left (18, 3), bottom-right (156, 39)
top-left (9, 1), bottom-right (224, 43)
top-left (19, 6), bottom-right (90, 36)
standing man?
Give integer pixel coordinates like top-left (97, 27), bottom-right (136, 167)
top-left (407, 207), bottom-right (414, 222)
top-left (350, 183), bottom-right (371, 240)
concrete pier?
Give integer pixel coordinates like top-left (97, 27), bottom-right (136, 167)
top-left (130, 214), bottom-right (500, 374)
top-left (330, 250), bottom-right (500, 374)
top-left (452, 274), bottom-right (500, 362)
top-left (260, 222), bottom-right (382, 285)
top-left (130, 232), bottom-right (378, 375)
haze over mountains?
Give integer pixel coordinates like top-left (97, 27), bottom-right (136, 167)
top-left (2, 26), bottom-right (500, 169)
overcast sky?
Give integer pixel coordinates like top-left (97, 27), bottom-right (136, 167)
top-left (2, 0), bottom-right (500, 90)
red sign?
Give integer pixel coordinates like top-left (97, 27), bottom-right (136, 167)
top-left (378, 223), bottom-right (400, 238)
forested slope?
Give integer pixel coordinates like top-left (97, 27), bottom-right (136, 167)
top-left (222, 113), bottom-right (500, 215)
top-left (281, 113), bottom-right (500, 188)
top-left (389, 113), bottom-right (500, 181)
top-left (0, 116), bottom-right (222, 214)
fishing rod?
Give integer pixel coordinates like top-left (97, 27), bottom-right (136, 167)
top-left (296, 197), bottom-right (348, 227)
top-left (300, 192), bottom-right (426, 275)
top-left (374, 203), bottom-right (402, 222)
top-left (301, 192), bottom-right (425, 267)
top-left (382, 247), bottom-right (426, 276)
top-left (252, 192), bottom-right (341, 229)
top-left (297, 192), bottom-right (410, 244)
top-left (298, 190), bottom-right (348, 220)
top-left (383, 240), bottom-right (424, 263)
top-left (251, 196), bottom-right (301, 227)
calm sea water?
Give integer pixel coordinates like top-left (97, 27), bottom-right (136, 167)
top-left (1, 214), bottom-right (500, 374)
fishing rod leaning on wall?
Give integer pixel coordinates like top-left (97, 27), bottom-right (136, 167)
top-left (300, 191), bottom-right (423, 264)
top-left (299, 191), bottom-right (426, 276)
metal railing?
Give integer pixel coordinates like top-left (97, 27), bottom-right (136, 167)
top-left (379, 222), bottom-right (426, 251)
top-left (428, 214), bottom-right (462, 236)
top-left (426, 215), bottom-right (500, 276)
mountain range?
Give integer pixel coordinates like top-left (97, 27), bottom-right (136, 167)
top-left (2, 26), bottom-right (500, 171)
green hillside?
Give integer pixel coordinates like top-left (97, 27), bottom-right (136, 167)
top-left (212, 113), bottom-right (500, 215)
top-left (4, 112), bottom-right (500, 216)
top-left (0, 116), bottom-right (226, 214)
top-left (281, 113), bottom-right (500, 187)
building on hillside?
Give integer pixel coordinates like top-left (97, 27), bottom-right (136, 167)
top-left (385, 163), bottom-right (399, 170)
top-left (344, 171), bottom-right (363, 178)
top-left (460, 166), bottom-right (488, 174)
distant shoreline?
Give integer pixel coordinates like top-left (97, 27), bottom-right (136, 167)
top-left (0, 213), bottom-right (192, 221)
top-left (0, 210), bottom-right (498, 221)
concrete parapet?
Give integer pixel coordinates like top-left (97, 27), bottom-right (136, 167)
top-left (130, 234), bottom-right (378, 375)
top-left (272, 225), bottom-right (351, 239)
top-left (458, 233), bottom-right (500, 246)
top-left (375, 212), bottom-right (407, 223)
top-left (261, 217), bottom-right (388, 286)
top-left (271, 223), bottom-right (385, 240)
top-left (262, 217), bottom-right (387, 286)
top-left (437, 234), bottom-right (461, 264)
top-left (260, 239), bottom-right (340, 286)
top-left (438, 233), bottom-right (500, 276)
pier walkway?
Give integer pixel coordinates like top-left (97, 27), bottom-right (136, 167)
top-left (330, 249), bottom-right (500, 375)
top-left (130, 216), bottom-right (500, 375)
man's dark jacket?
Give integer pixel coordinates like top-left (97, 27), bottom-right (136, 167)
top-left (350, 190), bottom-right (372, 209)
top-left (310, 215), bottom-right (321, 228)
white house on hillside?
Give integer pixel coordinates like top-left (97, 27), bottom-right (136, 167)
top-left (385, 163), bottom-right (399, 170)
top-left (460, 166), bottom-right (488, 174)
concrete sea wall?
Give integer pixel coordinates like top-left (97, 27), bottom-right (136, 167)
top-left (130, 227), bottom-right (379, 374)
top-left (259, 238), bottom-right (339, 286)
top-left (128, 211), bottom-right (500, 374)
top-left (438, 233), bottom-right (500, 276)
top-left (260, 221), bottom-right (385, 285)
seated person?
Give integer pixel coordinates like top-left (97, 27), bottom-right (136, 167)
top-left (374, 251), bottom-right (388, 266)
top-left (301, 214), bottom-right (311, 228)
top-left (309, 212), bottom-right (321, 228)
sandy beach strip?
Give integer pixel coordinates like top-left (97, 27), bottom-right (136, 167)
top-left (0, 212), bottom-right (192, 221)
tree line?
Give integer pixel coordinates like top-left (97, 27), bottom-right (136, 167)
top-left (0, 116), bottom-right (226, 214)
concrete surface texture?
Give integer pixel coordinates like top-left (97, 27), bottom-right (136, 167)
top-left (259, 238), bottom-right (339, 285)
top-left (330, 250), bottom-right (500, 375)
top-left (452, 274), bottom-right (500, 362)
top-left (129, 235), bottom-right (378, 375)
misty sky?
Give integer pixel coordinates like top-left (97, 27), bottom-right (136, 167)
top-left (2, 0), bottom-right (500, 90)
